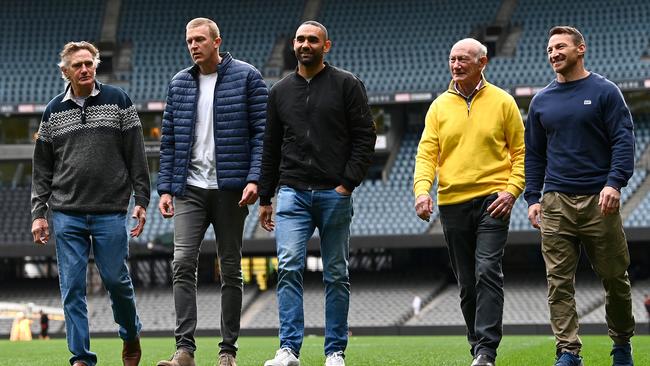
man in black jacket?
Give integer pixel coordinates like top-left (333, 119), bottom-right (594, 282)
top-left (259, 21), bottom-right (376, 366)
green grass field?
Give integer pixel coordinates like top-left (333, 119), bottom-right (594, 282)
top-left (0, 335), bottom-right (647, 366)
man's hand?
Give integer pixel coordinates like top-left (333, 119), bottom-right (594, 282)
top-left (335, 185), bottom-right (352, 196)
top-left (599, 186), bottom-right (620, 215)
top-left (239, 183), bottom-right (259, 207)
top-left (31, 218), bottom-right (49, 245)
top-left (159, 193), bottom-right (174, 218)
top-left (130, 205), bottom-right (147, 238)
top-left (415, 194), bottom-right (433, 222)
top-left (259, 205), bottom-right (275, 232)
top-left (528, 203), bottom-right (541, 229)
top-left (487, 191), bottom-right (515, 218)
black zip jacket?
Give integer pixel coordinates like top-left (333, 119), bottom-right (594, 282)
top-left (259, 63), bottom-right (376, 205)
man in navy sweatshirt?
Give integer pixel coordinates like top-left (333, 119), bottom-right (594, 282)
top-left (524, 26), bottom-right (635, 366)
top-left (31, 41), bottom-right (149, 366)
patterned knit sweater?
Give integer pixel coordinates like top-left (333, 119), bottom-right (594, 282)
top-left (31, 82), bottom-right (150, 221)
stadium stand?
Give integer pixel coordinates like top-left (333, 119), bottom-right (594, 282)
top-left (116, 0), bottom-right (303, 101)
top-left (0, 0), bottom-right (104, 104)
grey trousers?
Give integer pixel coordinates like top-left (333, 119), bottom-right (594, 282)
top-left (171, 186), bottom-right (248, 355)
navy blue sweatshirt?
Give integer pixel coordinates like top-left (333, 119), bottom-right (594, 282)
top-left (524, 73), bottom-right (634, 206)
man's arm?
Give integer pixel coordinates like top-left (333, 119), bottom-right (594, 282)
top-left (245, 68), bottom-right (268, 184)
top-left (603, 86), bottom-right (634, 190)
top-left (157, 83), bottom-right (176, 196)
top-left (31, 111), bottom-right (54, 244)
top-left (120, 97), bottom-right (150, 211)
top-left (413, 103), bottom-right (440, 221)
top-left (240, 68), bottom-right (268, 206)
top-left (340, 77), bottom-right (376, 192)
top-left (524, 100), bottom-right (547, 228)
top-left (258, 89), bottom-right (283, 206)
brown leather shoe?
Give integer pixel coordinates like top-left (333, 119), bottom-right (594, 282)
top-left (157, 349), bottom-right (196, 366)
top-left (218, 353), bottom-right (237, 366)
top-left (122, 337), bottom-right (142, 366)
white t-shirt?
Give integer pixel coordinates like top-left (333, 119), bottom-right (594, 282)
top-left (186, 72), bottom-right (219, 189)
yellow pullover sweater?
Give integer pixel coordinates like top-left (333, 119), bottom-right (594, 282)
top-left (413, 79), bottom-right (525, 205)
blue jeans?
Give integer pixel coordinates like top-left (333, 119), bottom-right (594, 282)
top-left (52, 210), bottom-right (142, 366)
top-left (275, 186), bottom-right (352, 356)
top-left (438, 193), bottom-right (509, 360)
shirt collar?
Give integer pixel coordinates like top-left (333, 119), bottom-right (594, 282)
top-left (453, 79), bottom-right (483, 99)
top-left (61, 82), bottom-right (100, 103)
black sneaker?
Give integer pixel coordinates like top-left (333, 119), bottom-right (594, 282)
top-left (554, 352), bottom-right (584, 366)
top-left (611, 343), bottom-right (633, 366)
top-left (471, 354), bottom-right (495, 366)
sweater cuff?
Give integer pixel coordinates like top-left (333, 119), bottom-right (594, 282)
top-left (134, 196), bottom-right (150, 210)
top-left (505, 184), bottom-right (523, 199)
top-left (413, 180), bottom-right (432, 198)
top-left (259, 196), bottom-right (272, 206)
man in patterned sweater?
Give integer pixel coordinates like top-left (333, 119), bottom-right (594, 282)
top-left (31, 41), bottom-right (149, 366)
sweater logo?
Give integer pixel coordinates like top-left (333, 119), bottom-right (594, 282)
top-left (583, 100), bottom-right (592, 105)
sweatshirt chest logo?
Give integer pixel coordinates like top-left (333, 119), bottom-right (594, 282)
top-left (583, 100), bottom-right (592, 105)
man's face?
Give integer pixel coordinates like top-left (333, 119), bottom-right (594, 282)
top-left (186, 25), bottom-right (220, 66)
top-left (448, 43), bottom-right (485, 85)
top-left (293, 24), bottom-right (330, 67)
top-left (547, 33), bottom-right (584, 74)
top-left (62, 49), bottom-right (96, 92)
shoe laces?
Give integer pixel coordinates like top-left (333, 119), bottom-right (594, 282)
top-left (277, 348), bottom-right (295, 358)
top-left (327, 351), bottom-right (345, 361)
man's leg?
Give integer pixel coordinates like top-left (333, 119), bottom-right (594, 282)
top-left (172, 187), bottom-right (211, 353)
top-left (90, 212), bottom-right (141, 341)
top-left (438, 200), bottom-right (479, 357)
top-left (313, 189), bottom-right (353, 356)
top-left (578, 195), bottom-right (635, 345)
top-left (541, 192), bottom-right (582, 355)
top-left (52, 211), bottom-right (97, 366)
top-left (472, 195), bottom-right (510, 360)
top-left (211, 190), bottom-right (248, 355)
top-left (274, 187), bottom-right (314, 356)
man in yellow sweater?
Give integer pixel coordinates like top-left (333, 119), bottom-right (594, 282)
top-left (413, 38), bottom-right (525, 366)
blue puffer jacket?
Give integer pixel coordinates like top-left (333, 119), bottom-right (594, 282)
top-left (157, 53), bottom-right (267, 196)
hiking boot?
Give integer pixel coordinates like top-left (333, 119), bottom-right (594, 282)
top-left (263, 348), bottom-right (300, 366)
top-left (122, 337), bottom-right (142, 366)
top-left (157, 349), bottom-right (196, 366)
top-left (219, 352), bottom-right (237, 366)
top-left (611, 343), bottom-right (633, 366)
top-left (554, 352), bottom-right (584, 366)
top-left (325, 351), bottom-right (345, 366)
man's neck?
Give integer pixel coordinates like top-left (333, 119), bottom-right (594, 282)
top-left (556, 66), bottom-right (590, 83)
top-left (72, 84), bottom-right (93, 98)
top-left (455, 79), bottom-right (480, 97)
top-left (199, 54), bottom-right (222, 75)
top-left (298, 62), bottom-right (325, 80)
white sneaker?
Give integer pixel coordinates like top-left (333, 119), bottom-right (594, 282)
top-left (263, 348), bottom-right (300, 366)
top-left (325, 351), bottom-right (345, 366)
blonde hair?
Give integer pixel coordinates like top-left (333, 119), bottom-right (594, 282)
top-left (186, 17), bottom-right (220, 39)
top-left (58, 41), bottom-right (100, 81)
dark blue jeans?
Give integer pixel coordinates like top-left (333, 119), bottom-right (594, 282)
top-left (274, 186), bottom-right (353, 356)
top-left (438, 193), bottom-right (509, 360)
top-left (52, 210), bottom-right (141, 366)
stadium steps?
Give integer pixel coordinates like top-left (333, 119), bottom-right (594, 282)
top-left (401, 279), bottom-right (449, 325)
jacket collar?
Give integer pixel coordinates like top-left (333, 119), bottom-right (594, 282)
top-left (189, 52), bottom-right (232, 78)
top-left (293, 62), bottom-right (330, 81)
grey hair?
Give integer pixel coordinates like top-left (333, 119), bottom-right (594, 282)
top-left (58, 41), bottom-right (101, 81)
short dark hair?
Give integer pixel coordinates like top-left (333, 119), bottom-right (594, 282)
top-left (299, 20), bottom-right (328, 41)
top-left (549, 26), bottom-right (585, 46)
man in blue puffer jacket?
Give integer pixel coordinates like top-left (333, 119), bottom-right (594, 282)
top-left (156, 17), bottom-right (267, 366)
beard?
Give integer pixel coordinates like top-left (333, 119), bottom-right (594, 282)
top-left (295, 48), bottom-right (323, 66)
